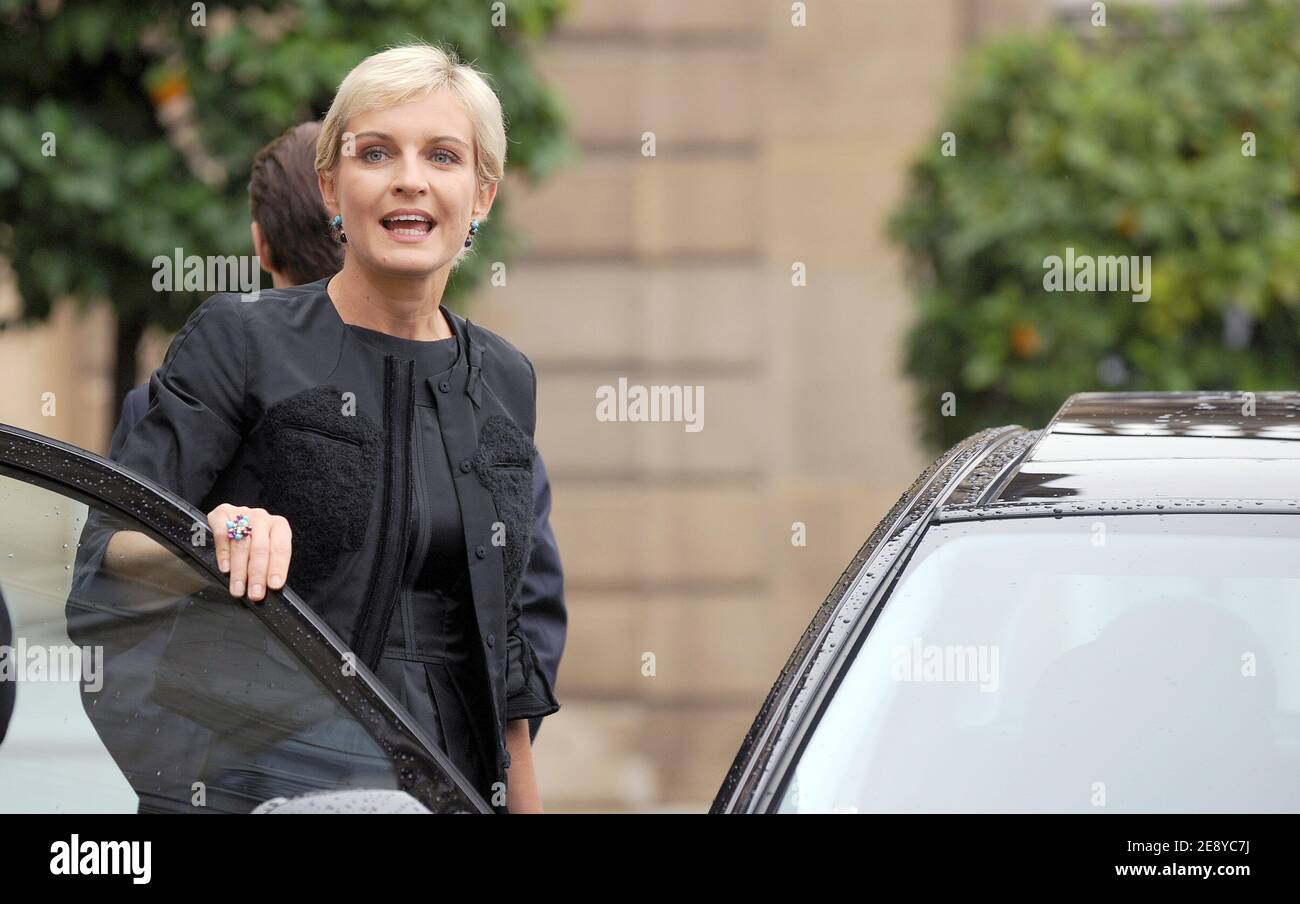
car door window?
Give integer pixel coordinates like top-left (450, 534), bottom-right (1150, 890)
top-left (0, 452), bottom-right (487, 814)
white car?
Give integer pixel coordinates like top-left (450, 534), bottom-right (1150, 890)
top-left (713, 392), bottom-right (1300, 813)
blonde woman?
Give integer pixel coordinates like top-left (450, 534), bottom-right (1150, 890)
top-left (100, 42), bottom-right (560, 813)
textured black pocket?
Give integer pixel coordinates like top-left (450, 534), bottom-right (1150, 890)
top-left (250, 386), bottom-right (383, 598)
top-left (470, 415), bottom-right (536, 606)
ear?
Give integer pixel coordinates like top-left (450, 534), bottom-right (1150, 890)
top-left (473, 179), bottom-right (498, 221)
top-left (318, 169), bottom-right (338, 215)
top-left (250, 220), bottom-right (271, 264)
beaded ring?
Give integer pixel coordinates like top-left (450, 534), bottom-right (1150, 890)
top-left (226, 513), bottom-right (253, 542)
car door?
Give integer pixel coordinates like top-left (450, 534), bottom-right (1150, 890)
top-left (0, 421), bottom-right (492, 814)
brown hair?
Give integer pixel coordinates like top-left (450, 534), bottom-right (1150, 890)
top-left (248, 122), bottom-right (342, 285)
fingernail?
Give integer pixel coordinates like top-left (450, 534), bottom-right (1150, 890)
top-left (231, 580), bottom-right (244, 596)
top-left (220, 559), bottom-right (229, 573)
top-left (269, 575), bottom-right (282, 588)
top-left (251, 584), bottom-right (263, 599)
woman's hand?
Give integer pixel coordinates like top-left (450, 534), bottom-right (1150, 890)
top-left (207, 504), bottom-right (292, 603)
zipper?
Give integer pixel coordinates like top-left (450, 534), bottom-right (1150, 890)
top-left (403, 415), bottom-right (432, 658)
top-left (352, 355), bottom-right (415, 672)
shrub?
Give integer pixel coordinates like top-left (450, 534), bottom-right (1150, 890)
top-left (891, 0), bottom-right (1300, 450)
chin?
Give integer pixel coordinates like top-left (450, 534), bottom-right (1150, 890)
top-left (366, 249), bottom-right (450, 278)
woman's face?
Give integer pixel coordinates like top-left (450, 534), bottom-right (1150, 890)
top-left (320, 89), bottom-right (496, 281)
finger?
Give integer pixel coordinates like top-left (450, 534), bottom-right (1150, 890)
top-left (226, 509), bottom-right (254, 598)
top-left (208, 505), bottom-right (233, 574)
top-left (245, 510), bottom-right (273, 602)
top-left (267, 517), bottom-right (292, 592)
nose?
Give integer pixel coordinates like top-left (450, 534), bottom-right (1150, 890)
top-left (391, 147), bottom-right (428, 196)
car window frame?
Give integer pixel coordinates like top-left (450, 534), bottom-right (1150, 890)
top-left (0, 421), bottom-right (493, 814)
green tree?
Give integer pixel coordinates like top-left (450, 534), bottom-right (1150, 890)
top-left (891, 0), bottom-right (1300, 451)
top-left (0, 0), bottom-right (573, 434)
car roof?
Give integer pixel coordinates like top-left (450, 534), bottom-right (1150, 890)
top-left (941, 391), bottom-right (1300, 515)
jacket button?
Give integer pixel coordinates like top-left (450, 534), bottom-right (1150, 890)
top-left (475, 544), bottom-right (487, 558)
top-left (438, 380), bottom-right (450, 393)
top-left (486, 633), bottom-right (495, 647)
top-left (460, 458), bottom-right (473, 473)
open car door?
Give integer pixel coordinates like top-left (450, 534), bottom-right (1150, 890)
top-left (0, 422), bottom-right (491, 814)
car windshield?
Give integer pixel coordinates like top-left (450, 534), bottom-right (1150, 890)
top-left (777, 513), bottom-right (1300, 813)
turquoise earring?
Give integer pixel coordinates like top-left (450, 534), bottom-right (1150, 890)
top-left (330, 213), bottom-right (347, 244)
top-left (464, 218), bottom-right (480, 248)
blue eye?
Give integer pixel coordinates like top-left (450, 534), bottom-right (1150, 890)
top-left (432, 149), bottom-right (459, 165)
top-left (362, 147), bottom-right (387, 162)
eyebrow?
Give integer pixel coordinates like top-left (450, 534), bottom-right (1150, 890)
top-left (353, 130), bottom-right (470, 150)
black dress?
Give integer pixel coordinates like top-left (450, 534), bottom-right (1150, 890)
top-left (346, 323), bottom-right (497, 801)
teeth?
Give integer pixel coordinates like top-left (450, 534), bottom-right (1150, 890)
top-left (382, 214), bottom-right (433, 237)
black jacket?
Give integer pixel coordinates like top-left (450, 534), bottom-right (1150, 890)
top-left (109, 372), bottom-right (567, 744)
top-left (104, 279), bottom-right (560, 791)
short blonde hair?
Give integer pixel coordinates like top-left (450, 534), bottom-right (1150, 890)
top-left (316, 41), bottom-right (506, 209)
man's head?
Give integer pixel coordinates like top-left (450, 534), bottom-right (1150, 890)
top-left (249, 121), bottom-right (344, 287)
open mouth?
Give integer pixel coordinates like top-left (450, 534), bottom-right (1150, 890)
top-left (381, 214), bottom-right (435, 236)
